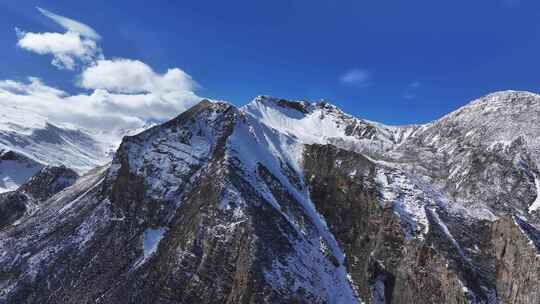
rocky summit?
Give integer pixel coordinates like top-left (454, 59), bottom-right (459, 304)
top-left (0, 92), bottom-right (539, 304)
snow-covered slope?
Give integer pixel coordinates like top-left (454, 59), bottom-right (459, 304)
top-left (389, 91), bottom-right (540, 223)
top-left (421, 91), bottom-right (540, 161)
top-left (242, 96), bottom-right (417, 158)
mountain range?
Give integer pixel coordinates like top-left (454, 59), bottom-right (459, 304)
top-left (0, 90), bottom-right (539, 303)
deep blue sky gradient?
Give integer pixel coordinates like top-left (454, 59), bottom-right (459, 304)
top-left (1, 0), bottom-right (539, 124)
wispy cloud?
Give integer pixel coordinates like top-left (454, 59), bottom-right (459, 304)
top-left (403, 94), bottom-right (416, 100)
top-left (340, 69), bottom-right (371, 87)
top-left (403, 81), bottom-right (421, 100)
top-left (37, 7), bottom-right (101, 40)
top-left (409, 81), bottom-right (421, 88)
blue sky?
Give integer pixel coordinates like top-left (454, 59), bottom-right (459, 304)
top-left (1, 0), bottom-right (539, 125)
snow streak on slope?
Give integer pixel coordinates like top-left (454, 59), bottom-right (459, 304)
top-left (529, 173), bottom-right (540, 213)
top-left (375, 167), bottom-right (430, 239)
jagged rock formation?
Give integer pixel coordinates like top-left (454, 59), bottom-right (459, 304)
top-left (0, 91), bottom-right (539, 303)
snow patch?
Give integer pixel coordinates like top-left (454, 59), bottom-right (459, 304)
top-left (143, 227), bottom-right (168, 258)
top-left (375, 167), bottom-right (429, 239)
top-left (528, 173), bottom-right (540, 213)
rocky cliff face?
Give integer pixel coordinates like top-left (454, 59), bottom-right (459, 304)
top-left (490, 216), bottom-right (540, 304)
top-left (0, 91), bottom-right (539, 303)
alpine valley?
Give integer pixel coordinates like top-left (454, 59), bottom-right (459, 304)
top-left (0, 91), bottom-right (539, 304)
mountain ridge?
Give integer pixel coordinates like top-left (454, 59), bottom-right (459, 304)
top-left (0, 90), bottom-right (539, 303)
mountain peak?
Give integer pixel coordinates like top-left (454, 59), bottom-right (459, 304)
top-left (483, 89), bottom-right (537, 98)
top-left (251, 95), bottom-right (311, 114)
top-left (464, 90), bottom-right (540, 109)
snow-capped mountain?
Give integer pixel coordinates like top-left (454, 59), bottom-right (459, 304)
top-left (0, 92), bottom-right (539, 303)
top-left (0, 103), bottom-right (122, 192)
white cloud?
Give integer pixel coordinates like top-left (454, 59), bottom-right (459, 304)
top-left (78, 59), bottom-right (201, 122)
top-left (340, 69), bottom-right (371, 86)
top-left (16, 7), bottom-right (102, 69)
top-left (0, 77), bottom-right (201, 132)
top-left (0, 77), bottom-right (65, 97)
top-left (0, 78), bottom-right (139, 131)
top-left (36, 7), bottom-right (100, 40)
top-left (16, 29), bottom-right (101, 69)
top-left (79, 59), bottom-right (196, 94)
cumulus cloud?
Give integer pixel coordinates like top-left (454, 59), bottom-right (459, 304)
top-left (79, 59), bottom-right (196, 94)
top-left (0, 77), bottom-right (200, 132)
top-left (16, 7), bottom-right (102, 69)
top-left (340, 69), bottom-right (371, 87)
top-left (16, 29), bottom-right (101, 69)
top-left (77, 59), bottom-right (201, 122)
